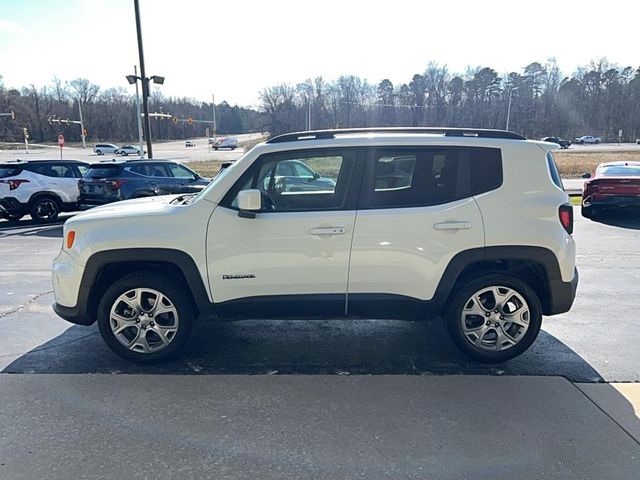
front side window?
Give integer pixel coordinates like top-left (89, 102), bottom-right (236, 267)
top-left (223, 149), bottom-right (357, 212)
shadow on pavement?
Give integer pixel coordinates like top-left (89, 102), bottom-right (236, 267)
top-left (0, 213), bottom-right (76, 231)
top-left (2, 318), bottom-right (606, 382)
top-left (590, 208), bottom-right (640, 230)
top-left (0, 224), bottom-right (63, 238)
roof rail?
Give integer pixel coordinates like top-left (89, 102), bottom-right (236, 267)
top-left (266, 127), bottom-right (526, 143)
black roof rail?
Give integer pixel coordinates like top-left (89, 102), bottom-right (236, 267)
top-left (266, 127), bottom-right (526, 144)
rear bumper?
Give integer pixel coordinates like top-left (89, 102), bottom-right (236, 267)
top-left (78, 194), bottom-right (120, 207)
top-left (546, 268), bottom-right (579, 315)
top-left (0, 197), bottom-right (26, 214)
top-left (587, 195), bottom-right (640, 207)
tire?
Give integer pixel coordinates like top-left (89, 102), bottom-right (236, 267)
top-left (2, 212), bottom-right (24, 222)
top-left (29, 196), bottom-right (60, 223)
top-left (445, 273), bottom-right (542, 363)
top-left (595, 139), bottom-right (600, 144)
top-left (97, 272), bottom-right (196, 363)
top-left (96, 150), bottom-right (102, 155)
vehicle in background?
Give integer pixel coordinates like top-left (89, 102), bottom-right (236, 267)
top-left (93, 143), bottom-right (119, 155)
top-left (541, 136), bottom-right (571, 149)
top-left (263, 159), bottom-right (336, 193)
top-left (115, 145), bottom-right (144, 156)
top-left (78, 159), bottom-right (210, 208)
top-left (636, 138), bottom-right (640, 145)
top-left (213, 137), bottom-right (238, 150)
top-left (0, 159), bottom-right (88, 222)
top-left (581, 161), bottom-right (640, 218)
top-left (575, 135), bottom-right (601, 145)
top-left (185, 140), bottom-right (196, 148)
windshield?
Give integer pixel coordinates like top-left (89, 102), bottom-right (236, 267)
top-left (599, 165), bottom-right (640, 177)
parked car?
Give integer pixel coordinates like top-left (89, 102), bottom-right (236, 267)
top-left (0, 159), bottom-right (88, 222)
top-left (78, 159), bottom-right (210, 208)
top-left (575, 135), bottom-right (601, 145)
top-left (115, 145), bottom-right (144, 156)
top-left (93, 143), bottom-right (119, 155)
top-left (636, 138), bottom-right (640, 145)
top-left (266, 159), bottom-right (336, 193)
top-left (213, 137), bottom-right (238, 150)
top-left (53, 127), bottom-right (578, 364)
top-left (185, 140), bottom-right (196, 148)
top-left (581, 161), bottom-right (640, 218)
top-left (541, 136), bottom-right (571, 149)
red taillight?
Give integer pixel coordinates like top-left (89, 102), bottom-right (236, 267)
top-left (0, 179), bottom-right (30, 190)
top-left (110, 180), bottom-right (127, 190)
top-left (559, 204), bottom-right (573, 234)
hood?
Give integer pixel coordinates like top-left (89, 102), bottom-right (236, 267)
top-left (68, 195), bottom-right (180, 224)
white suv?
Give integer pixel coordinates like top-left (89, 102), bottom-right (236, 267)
top-left (52, 128), bottom-right (578, 363)
top-left (0, 160), bottom-right (88, 222)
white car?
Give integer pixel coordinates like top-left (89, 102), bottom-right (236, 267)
top-left (52, 127), bottom-right (578, 363)
top-left (0, 159), bottom-right (88, 222)
top-left (93, 143), bottom-right (119, 155)
top-left (185, 140), bottom-right (196, 148)
top-left (115, 145), bottom-right (143, 156)
top-left (575, 135), bottom-right (601, 145)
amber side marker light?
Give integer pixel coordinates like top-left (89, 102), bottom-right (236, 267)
top-left (66, 231), bottom-right (76, 249)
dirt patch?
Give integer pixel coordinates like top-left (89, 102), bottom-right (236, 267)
top-left (554, 151), bottom-right (640, 177)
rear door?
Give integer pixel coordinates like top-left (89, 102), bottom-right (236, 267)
top-left (47, 163), bottom-right (82, 202)
top-left (347, 146), bottom-right (496, 315)
top-left (207, 148), bottom-right (362, 317)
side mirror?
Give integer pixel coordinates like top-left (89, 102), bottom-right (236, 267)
top-left (237, 189), bottom-right (262, 218)
top-left (581, 172), bottom-right (591, 179)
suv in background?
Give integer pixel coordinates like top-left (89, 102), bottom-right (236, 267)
top-left (53, 128), bottom-right (578, 364)
top-left (93, 143), bottom-right (119, 155)
top-left (78, 159), bottom-right (210, 207)
top-left (0, 159), bottom-right (88, 222)
top-left (541, 136), bottom-right (571, 149)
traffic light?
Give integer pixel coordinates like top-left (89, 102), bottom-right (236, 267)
top-left (83, 128), bottom-right (88, 137)
top-left (172, 116), bottom-right (178, 124)
top-left (23, 127), bottom-right (29, 139)
top-left (187, 117), bottom-right (193, 125)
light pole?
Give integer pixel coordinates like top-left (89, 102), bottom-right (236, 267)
top-left (77, 98), bottom-right (86, 148)
top-left (506, 86), bottom-right (518, 131)
top-left (131, 65), bottom-right (144, 158)
top-left (126, 71), bottom-right (164, 158)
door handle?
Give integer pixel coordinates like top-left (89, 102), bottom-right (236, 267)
top-left (309, 226), bottom-right (346, 235)
top-left (433, 221), bottom-right (472, 230)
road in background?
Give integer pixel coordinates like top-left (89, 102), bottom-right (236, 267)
top-left (0, 133), bottom-right (263, 163)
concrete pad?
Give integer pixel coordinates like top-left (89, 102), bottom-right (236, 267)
top-left (0, 375), bottom-right (638, 479)
top-left (577, 383), bottom-right (640, 443)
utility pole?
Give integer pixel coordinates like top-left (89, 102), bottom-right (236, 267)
top-left (134, 65), bottom-right (144, 158)
top-left (134, 0), bottom-right (153, 158)
top-left (77, 99), bottom-right (86, 148)
top-left (212, 93), bottom-right (217, 142)
top-left (506, 87), bottom-right (518, 131)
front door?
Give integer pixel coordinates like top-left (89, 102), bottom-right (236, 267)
top-left (207, 148), bottom-right (362, 318)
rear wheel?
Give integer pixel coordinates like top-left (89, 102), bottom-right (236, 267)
top-left (445, 273), bottom-right (542, 363)
top-left (29, 196), bottom-right (60, 222)
top-left (97, 273), bottom-right (195, 363)
top-left (96, 149), bottom-right (102, 155)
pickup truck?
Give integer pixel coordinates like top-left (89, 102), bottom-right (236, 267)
top-left (575, 135), bottom-right (601, 145)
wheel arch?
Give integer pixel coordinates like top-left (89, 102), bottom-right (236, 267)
top-left (78, 248), bottom-right (214, 325)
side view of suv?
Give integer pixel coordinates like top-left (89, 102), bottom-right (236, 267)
top-left (53, 128), bottom-right (578, 364)
top-left (78, 159), bottom-right (210, 207)
top-left (0, 159), bottom-right (88, 222)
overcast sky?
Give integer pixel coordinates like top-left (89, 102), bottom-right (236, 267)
top-left (0, 0), bottom-right (638, 107)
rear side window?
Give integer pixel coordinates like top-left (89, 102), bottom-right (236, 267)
top-left (546, 152), bottom-right (563, 189)
top-left (85, 165), bottom-right (124, 178)
top-left (0, 166), bottom-right (22, 178)
top-left (470, 148), bottom-right (502, 195)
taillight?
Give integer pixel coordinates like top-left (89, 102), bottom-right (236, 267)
top-left (0, 179), bottom-right (30, 190)
top-left (559, 203), bottom-right (573, 235)
top-left (110, 180), bottom-right (127, 190)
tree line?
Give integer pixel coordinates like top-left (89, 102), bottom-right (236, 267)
top-left (2, 58), bottom-right (639, 144)
top-left (260, 58), bottom-right (640, 142)
top-left (0, 76), bottom-right (261, 143)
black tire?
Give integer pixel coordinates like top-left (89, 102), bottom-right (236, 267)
top-left (96, 150), bottom-right (102, 155)
top-left (595, 139), bottom-right (600, 144)
top-left (97, 272), bottom-right (196, 363)
top-left (29, 196), bottom-right (60, 222)
top-left (445, 273), bottom-right (543, 363)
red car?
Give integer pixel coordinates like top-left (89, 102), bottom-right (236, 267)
top-left (582, 161), bottom-right (640, 218)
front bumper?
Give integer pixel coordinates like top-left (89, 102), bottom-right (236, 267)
top-left (52, 249), bottom-right (94, 325)
top-left (546, 268), bottom-right (579, 315)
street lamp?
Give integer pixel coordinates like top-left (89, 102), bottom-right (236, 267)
top-left (506, 86), bottom-right (518, 131)
top-left (125, 71), bottom-right (164, 158)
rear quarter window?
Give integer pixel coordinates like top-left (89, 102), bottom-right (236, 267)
top-left (546, 152), bottom-right (564, 189)
top-left (470, 148), bottom-right (503, 195)
top-left (0, 166), bottom-right (22, 178)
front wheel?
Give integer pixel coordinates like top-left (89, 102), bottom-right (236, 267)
top-left (96, 150), bottom-right (102, 155)
top-left (97, 273), bottom-right (195, 363)
top-left (445, 273), bottom-right (542, 363)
